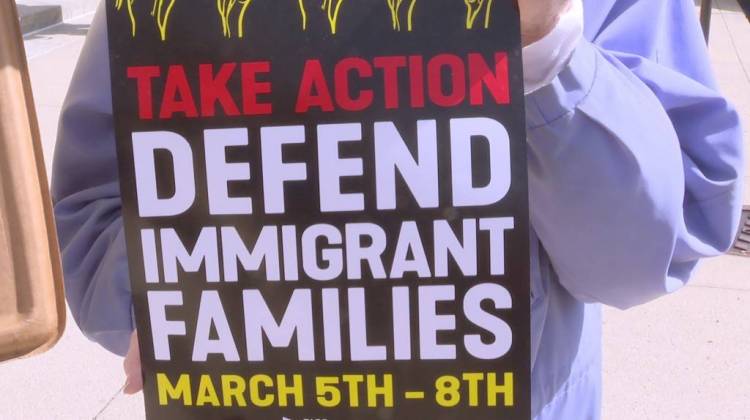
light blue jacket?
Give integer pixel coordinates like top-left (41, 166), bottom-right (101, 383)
top-left (51, 1), bottom-right (745, 418)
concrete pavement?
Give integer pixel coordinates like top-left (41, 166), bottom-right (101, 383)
top-left (0, 1), bottom-right (748, 419)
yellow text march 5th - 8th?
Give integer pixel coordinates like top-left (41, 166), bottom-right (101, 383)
top-left (156, 371), bottom-right (514, 409)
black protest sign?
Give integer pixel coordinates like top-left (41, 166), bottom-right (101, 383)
top-left (105, 1), bottom-right (530, 418)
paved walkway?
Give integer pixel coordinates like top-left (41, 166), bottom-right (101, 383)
top-left (0, 2), bottom-right (748, 419)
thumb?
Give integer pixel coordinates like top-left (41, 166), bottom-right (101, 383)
top-left (123, 331), bottom-right (143, 394)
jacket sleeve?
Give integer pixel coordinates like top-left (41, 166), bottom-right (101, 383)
top-left (526, 0), bottom-right (745, 309)
top-left (51, 4), bottom-right (132, 356)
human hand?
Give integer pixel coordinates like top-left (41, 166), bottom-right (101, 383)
top-left (123, 330), bottom-right (143, 394)
top-left (518, 0), bottom-right (572, 46)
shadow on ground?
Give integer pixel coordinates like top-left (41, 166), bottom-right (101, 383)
top-left (24, 22), bottom-right (90, 39)
top-left (694, 0), bottom-right (748, 13)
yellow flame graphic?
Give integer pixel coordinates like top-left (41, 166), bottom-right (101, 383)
top-left (115, 0), bottom-right (137, 36)
top-left (298, 0), bottom-right (308, 30)
top-left (386, 0), bottom-right (416, 31)
top-left (321, 0), bottom-right (345, 34)
top-left (217, 0), bottom-right (238, 37)
top-left (464, 0), bottom-right (492, 29)
top-left (151, 0), bottom-right (176, 40)
top-left (114, 0), bottom-right (492, 42)
top-left (237, 0), bottom-right (253, 37)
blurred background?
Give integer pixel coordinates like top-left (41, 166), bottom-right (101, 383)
top-left (1, 0), bottom-right (748, 418)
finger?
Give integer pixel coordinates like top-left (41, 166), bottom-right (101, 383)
top-left (123, 372), bottom-right (143, 394)
top-left (123, 355), bottom-right (144, 394)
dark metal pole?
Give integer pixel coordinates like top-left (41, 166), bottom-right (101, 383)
top-left (701, 0), bottom-right (713, 43)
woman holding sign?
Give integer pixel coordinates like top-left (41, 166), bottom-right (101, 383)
top-left (51, 0), bottom-right (745, 419)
